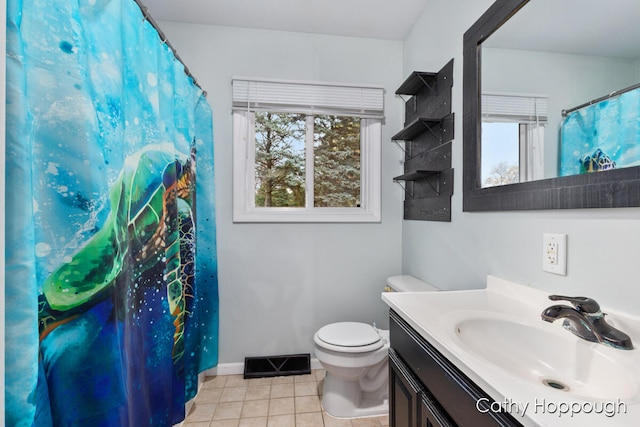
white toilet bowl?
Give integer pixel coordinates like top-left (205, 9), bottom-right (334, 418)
top-left (313, 322), bottom-right (390, 418)
top-left (313, 275), bottom-right (438, 419)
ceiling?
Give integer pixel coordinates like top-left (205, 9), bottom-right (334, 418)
top-left (140, 0), bottom-right (640, 57)
top-left (141, 0), bottom-right (430, 40)
top-left (484, 0), bottom-right (640, 59)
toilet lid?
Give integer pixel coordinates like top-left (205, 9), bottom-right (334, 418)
top-left (316, 322), bottom-right (381, 347)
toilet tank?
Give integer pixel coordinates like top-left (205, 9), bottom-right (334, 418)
top-left (385, 275), bottom-right (438, 292)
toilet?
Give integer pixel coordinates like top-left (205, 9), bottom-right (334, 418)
top-left (313, 275), bottom-right (437, 418)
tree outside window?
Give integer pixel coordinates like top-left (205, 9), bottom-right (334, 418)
top-left (254, 112), bottom-right (306, 207)
top-left (313, 115), bottom-right (361, 207)
top-left (254, 112), bottom-right (361, 209)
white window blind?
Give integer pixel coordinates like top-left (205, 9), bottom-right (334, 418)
top-left (482, 92), bottom-right (548, 123)
top-left (232, 77), bottom-right (385, 119)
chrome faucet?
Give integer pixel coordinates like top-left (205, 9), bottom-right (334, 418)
top-left (541, 295), bottom-right (634, 350)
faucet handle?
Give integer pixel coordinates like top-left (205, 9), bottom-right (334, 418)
top-left (548, 295), bottom-right (601, 314)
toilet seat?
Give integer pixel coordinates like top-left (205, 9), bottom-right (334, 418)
top-left (315, 322), bottom-right (384, 353)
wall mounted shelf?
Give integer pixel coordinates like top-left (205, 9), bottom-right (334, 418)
top-left (396, 71), bottom-right (438, 96)
top-left (392, 114), bottom-right (454, 144)
top-left (394, 170), bottom-right (443, 197)
top-left (393, 170), bottom-right (440, 182)
top-left (394, 59), bottom-right (454, 222)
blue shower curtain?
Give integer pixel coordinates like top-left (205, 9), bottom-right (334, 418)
top-left (5, 0), bottom-right (218, 425)
top-left (560, 87), bottom-right (640, 176)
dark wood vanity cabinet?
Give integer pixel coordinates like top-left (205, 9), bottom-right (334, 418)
top-left (390, 348), bottom-right (453, 427)
top-left (389, 310), bottom-right (523, 427)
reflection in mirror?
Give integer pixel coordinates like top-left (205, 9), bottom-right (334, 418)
top-left (463, 0), bottom-right (640, 211)
top-left (480, 0), bottom-right (640, 188)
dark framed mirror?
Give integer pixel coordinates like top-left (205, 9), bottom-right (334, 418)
top-left (463, 0), bottom-right (640, 211)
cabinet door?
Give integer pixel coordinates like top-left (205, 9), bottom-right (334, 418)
top-left (389, 349), bottom-right (421, 427)
top-left (420, 394), bottom-right (455, 427)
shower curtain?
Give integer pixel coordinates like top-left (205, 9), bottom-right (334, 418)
top-left (560, 87), bottom-right (640, 176)
top-left (5, 0), bottom-right (218, 425)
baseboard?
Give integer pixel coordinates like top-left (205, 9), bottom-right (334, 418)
top-left (204, 358), bottom-right (323, 377)
top-left (204, 362), bottom-right (244, 376)
top-left (310, 358), bottom-right (323, 371)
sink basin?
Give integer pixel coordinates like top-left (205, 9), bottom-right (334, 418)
top-left (450, 314), bottom-right (639, 401)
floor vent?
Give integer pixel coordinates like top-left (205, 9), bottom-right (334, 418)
top-left (243, 353), bottom-right (311, 379)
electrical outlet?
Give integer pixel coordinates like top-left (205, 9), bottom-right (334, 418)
top-left (542, 233), bottom-right (567, 275)
top-left (546, 241), bottom-right (558, 265)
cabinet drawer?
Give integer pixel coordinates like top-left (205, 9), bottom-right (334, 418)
top-left (390, 310), bottom-right (522, 427)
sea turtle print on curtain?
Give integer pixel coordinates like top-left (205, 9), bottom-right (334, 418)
top-left (5, 0), bottom-right (219, 425)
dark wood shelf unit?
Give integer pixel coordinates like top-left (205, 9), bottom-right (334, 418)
top-left (394, 59), bottom-right (454, 222)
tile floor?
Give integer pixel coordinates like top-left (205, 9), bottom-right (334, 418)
top-left (182, 369), bottom-right (389, 427)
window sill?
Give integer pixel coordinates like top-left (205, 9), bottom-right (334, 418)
top-left (232, 207), bottom-right (381, 223)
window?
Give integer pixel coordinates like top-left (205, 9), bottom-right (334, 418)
top-left (481, 92), bottom-right (547, 187)
top-left (482, 122), bottom-right (520, 186)
top-left (232, 78), bottom-right (384, 222)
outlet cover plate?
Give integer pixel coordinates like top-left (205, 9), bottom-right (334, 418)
top-left (543, 233), bottom-right (567, 275)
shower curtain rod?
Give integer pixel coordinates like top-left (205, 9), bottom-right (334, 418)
top-left (562, 82), bottom-right (640, 117)
top-left (133, 0), bottom-right (207, 96)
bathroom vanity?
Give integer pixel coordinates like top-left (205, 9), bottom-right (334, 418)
top-left (389, 309), bottom-right (521, 426)
top-left (383, 276), bottom-right (640, 427)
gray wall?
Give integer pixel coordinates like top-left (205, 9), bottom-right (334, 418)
top-left (402, 0), bottom-right (640, 316)
top-left (157, 0), bottom-right (640, 365)
top-left (158, 23), bottom-right (405, 364)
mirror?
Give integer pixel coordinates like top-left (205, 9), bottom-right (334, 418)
top-left (463, 0), bottom-right (640, 211)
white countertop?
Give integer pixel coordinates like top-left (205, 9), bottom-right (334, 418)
top-left (382, 275), bottom-right (640, 427)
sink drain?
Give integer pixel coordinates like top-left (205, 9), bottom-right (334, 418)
top-left (542, 378), bottom-right (570, 391)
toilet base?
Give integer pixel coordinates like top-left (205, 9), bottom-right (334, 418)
top-left (321, 371), bottom-right (389, 418)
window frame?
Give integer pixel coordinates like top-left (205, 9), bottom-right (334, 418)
top-left (519, 122), bottom-right (545, 182)
top-left (233, 110), bottom-right (381, 223)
